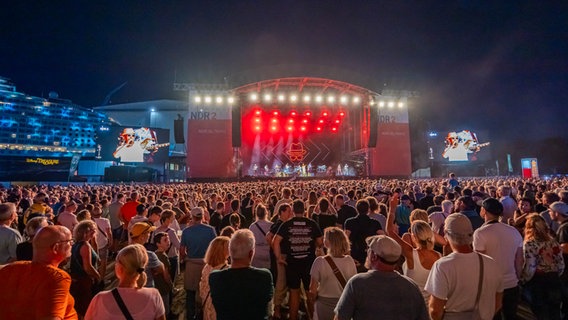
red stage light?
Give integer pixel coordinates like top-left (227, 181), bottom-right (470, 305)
top-left (255, 118), bottom-right (261, 123)
top-left (288, 119), bottom-right (294, 123)
top-left (255, 110), bottom-right (261, 116)
top-left (287, 126), bottom-right (293, 131)
top-left (255, 126), bottom-right (261, 131)
top-left (316, 127), bottom-right (322, 131)
top-left (291, 111), bottom-right (297, 116)
top-left (300, 126), bottom-right (306, 131)
top-left (322, 112), bottom-right (328, 117)
top-left (305, 111), bottom-right (312, 116)
top-left (331, 127), bottom-right (337, 132)
top-left (319, 119), bottom-right (324, 124)
top-left (273, 111), bottom-right (279, 116)
top-left (271, 118), bottom-right (278, 123)
top-left (339, 112), bottom-right (345, 117)
top-left (302, 119), bottom-right (308, 124)
top-left (271, 126), bottom-right (277, 131)
top-left (335, 119), bottom-right (340, 124)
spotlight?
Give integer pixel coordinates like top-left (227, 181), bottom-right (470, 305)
top-left (335, 119), bottom-right (340, 124)
top-left (204, 96), bottom-right (212, 104)
top-left (322, 112), bottom-right (328, 117)
top-left (272, 118), bottom-right (278, 123)
top-left (388, 101), bottom-right (395, 108)
top-left (255, 118), bottom-right (261, 123)
top-left (271, 126), bottom-right (277, 131)
top-left (290, 94), bottom-right (298, 102)
top-left (305, 111), bottom-right (312, 117)
top-left (287, 126), bottom-right (293, 131)
top-left (250, 93), bottom-right (258, 101)
top-left (194, 96), bottom-right (202, 104)
top-left (327, 96), bottom-right (335, 103)
top-left (319, 119), bottom-right (325, 124)
top-left (264, 94), bottom-right (272, 102)
top-left (303, 95), bottom-right (311, 103)
top-left (379, 101), bottom-right (385, 107)
top-left (398, 102), bottom-right (404, 108)
top-left (288, 119), bottom-right (294, 123)
top-left (216, 96), bottom-right (223, 104)
top-left (273, 111), bottom-right (279, 116)
top-left (300, 126), bottom-right (306, 131)
top-left (315, 95), bottom-right (323, 103)
top-left (255, 110), bottom-right (262, 116)
top-left (340, 96), bottom-right (348, 104)
top-left (255, 126), bottom-right (261, 131)
top-left (302, 119), bottom-right (308, 124)
top-left (150, 108), bottom-right (155, 112)
top-left (290, 111), bottom-right (297, 116)
top-left (278, 94), bottom-right (285, 102)
top-left (316, 127), bottom-right (322, 132)
top-left (339, 111), bottom-right (345, 117)
top-left (353, 96), bottom-right (360, 104)
top-left (331, 127), bottom-right (338, 132)
top-left (227, 96), bottom-right (235, 104)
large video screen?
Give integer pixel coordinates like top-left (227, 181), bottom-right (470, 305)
top-left (96, 126), bottom-right (170, 164)
top-left (440, 129), bottom-right (491, 162)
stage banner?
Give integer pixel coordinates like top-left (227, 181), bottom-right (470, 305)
top-left (369, 98), bottom-right (411, 176)
top-left (186, 106), bottom-right (235, 178)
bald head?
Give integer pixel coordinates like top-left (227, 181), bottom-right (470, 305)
top-left (33, 225), bottom-right (73, 265)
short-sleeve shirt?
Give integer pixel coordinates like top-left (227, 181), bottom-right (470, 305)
top-left (85, 287), bottom-right (164, 320)
top-left (276, 216), bottom-right (322, 261)
top-left (180, 223), bottom-right (217, 259)
top-left (344, 214), bottom-right (382, 265)
top-left (0, 261), bottom-right (77, 320)
top-left (0, 225), bottom-right (23, 264)
top-left (209, 267), bottom-right (274, 320)
top-left (337, 205), bottom-right (358, 228)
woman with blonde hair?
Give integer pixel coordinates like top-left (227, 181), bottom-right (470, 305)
top-left (308, 227), bottom-right (357, 320)
top-left (387, 194), bottom-right (441, 305)
top-left (199, 236), bottom-right (230, 320)
top-left (70, 220), bottom-right (101, 317)
top-left (85, 244), bottom-right (165, 319)
top-left (520, 213), bottom-right (564, 319)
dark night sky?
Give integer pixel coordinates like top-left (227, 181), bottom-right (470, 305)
top-left (2, 1), bottom-right (567, 142)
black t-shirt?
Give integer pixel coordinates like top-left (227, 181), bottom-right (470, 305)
top-left (276, 216), bottom-right (322, 261)
top-left (337, 204), bottom-right (358, 228)
top-left (344, 214), bottom-right (382, 265)
top-left (312, 213), bottom-right (337, 232)
top-left (220, 212), bottom-right (246, 230)
top-left (210, 212), bottom-right (223, 233)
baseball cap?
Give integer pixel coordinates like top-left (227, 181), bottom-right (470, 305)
top-left (444, 213), bottom-right (473, 238)
top-left (191, 207), bottom-right (204, 218)
top-left (129, 222), bottom-right (156, 239)
top-left (482, 198), bottom-right (504, 216)
top-left (366, 235), bottom-right (401, 264)
top-left (550, 201), bottom-right (568, 217)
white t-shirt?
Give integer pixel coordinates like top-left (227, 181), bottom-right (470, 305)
top-left (94, 217), bottom-right (111, 249)
top-left (85, 287), bottom-right (165, 320)
top-left (310, 255), bottom-right (357, 298)
top-left (473, 222), bottom-right (523, 289)
top-left (428, 211), bottom-right (449, 235)
top-left (425, 252), bottom-right (504, 320)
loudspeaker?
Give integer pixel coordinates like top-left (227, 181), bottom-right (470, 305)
top-left (368, 106), bottom-right (378, 148)
top-left (174, 119), bottom-right (185, 144)
top-left (231, 105), bottom-right (241, 147)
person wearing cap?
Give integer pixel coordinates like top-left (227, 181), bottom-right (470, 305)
top-left (335, 235), bottom-right (428, 320)
top-left (473, 198), bottom-right (523, 320)
top-left (130, 221), bottom-right (165, 290)
top-left (0, 225), bottom-right (78, 319)
top-left (394, 194), bottom-right (413, 236)
top-left (550, 200), bottom-right (568, 317)
top-left (180, 206), bottom-right (217, 319)
top-left (0, 202), bottom-right (24, 264)
top-left (425, 213), bottom-right (503, 320)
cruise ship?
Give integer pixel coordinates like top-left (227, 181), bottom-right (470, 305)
top-left (0, 77), bottom-right (113, 181)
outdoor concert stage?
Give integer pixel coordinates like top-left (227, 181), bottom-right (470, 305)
top-left (186, 77), bottom-right (411, 179)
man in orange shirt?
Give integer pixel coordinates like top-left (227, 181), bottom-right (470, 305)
top-left (0, 225), bottom-right (78, 320)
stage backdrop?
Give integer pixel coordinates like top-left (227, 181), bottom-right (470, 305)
top-left (186, 106), bottom-right (234, 178)
top-left (368, 97), bottom-right (412, 176)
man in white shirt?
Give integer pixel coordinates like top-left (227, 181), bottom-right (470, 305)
top-left (498, 186), bottom-right (517, 223)
top-left (56, 201), bottom-right (79, 233)
top-left (425, 213), bottom-right (503, 320)
top-left (473, 198), bottom-right (523, 320)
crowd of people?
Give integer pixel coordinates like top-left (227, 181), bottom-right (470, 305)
top-left (0, 174), bottom-right (568, 319)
